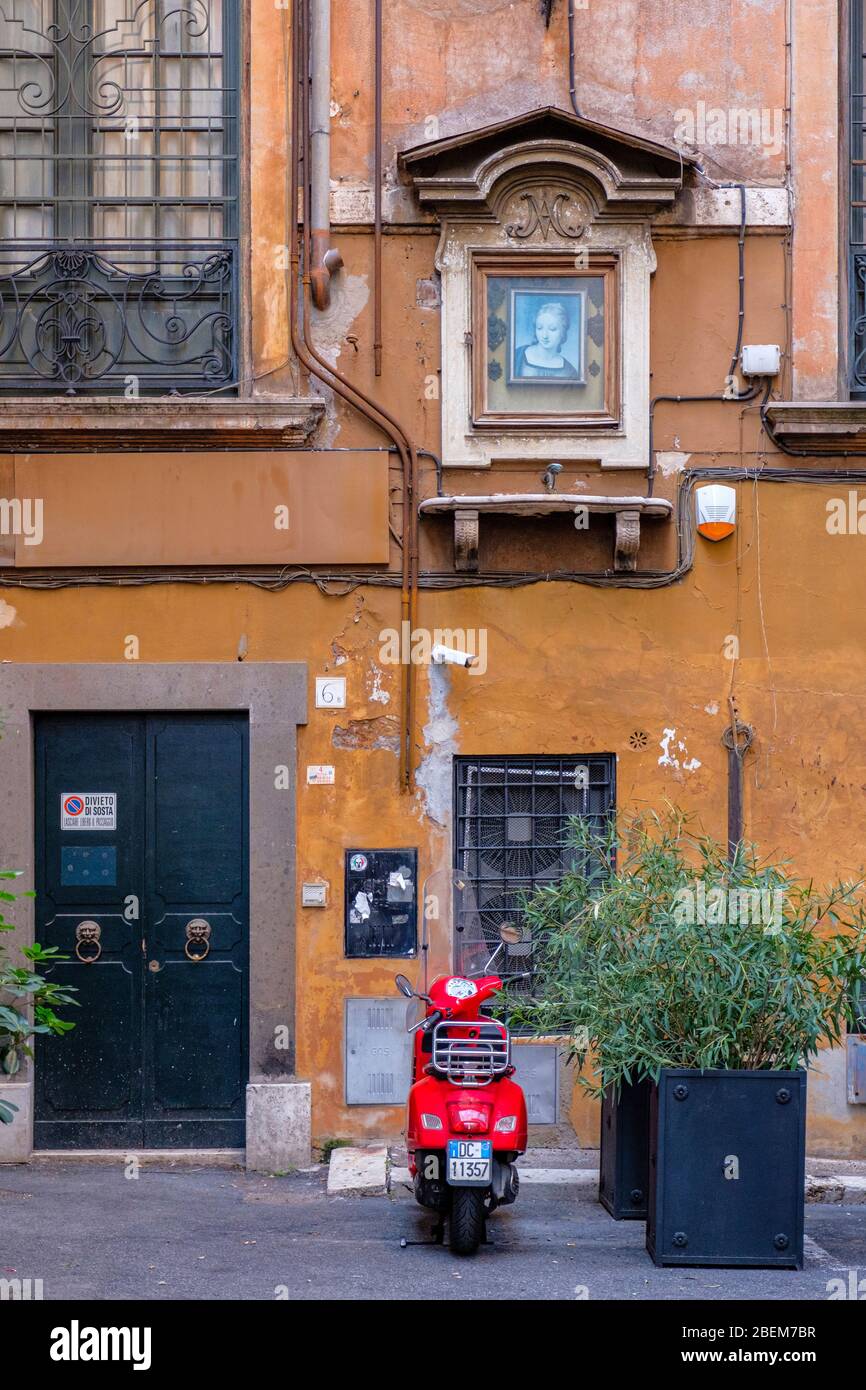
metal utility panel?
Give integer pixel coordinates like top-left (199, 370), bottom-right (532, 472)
top-left (512, 1042), bottom-right (558, 1125)
top-left (848, 1036), bottom-right (866, 1103)
top-left (345, 998), bottom-right (413, 1106)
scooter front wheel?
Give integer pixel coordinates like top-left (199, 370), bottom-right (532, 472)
top-left (449, 1186), bottom-right (486, 1255)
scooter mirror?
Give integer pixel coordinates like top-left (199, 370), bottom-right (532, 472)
top-left (394, 973), bottom-right (415, 998)
top-left (498, 923), bottom-right (523, 945)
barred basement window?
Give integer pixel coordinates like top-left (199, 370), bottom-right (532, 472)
top-left (0, 0), bottom-right (239, 393)
top-left (453, 755), bottom-right (615, 986)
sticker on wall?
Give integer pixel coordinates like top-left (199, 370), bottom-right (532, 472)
top-left (61, 792), bottom-right (117, 831)
top-left (306, 765), bottom-right (336, 785)
top-left (315, 676), bottom-right (347, 709)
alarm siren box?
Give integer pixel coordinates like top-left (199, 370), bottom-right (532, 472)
top-left (696, 484), bottom-right (736, 541)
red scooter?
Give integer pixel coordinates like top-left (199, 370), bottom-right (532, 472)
top-left (395, 928), bottom-right (529, 1255)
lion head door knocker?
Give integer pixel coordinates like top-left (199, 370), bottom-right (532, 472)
top-left (75, 920), bottom-right (102, 964)
top-left (185, 918), bottom-right (212, 962)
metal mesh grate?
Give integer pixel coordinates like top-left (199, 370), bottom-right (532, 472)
top-left (453, 755), bottom-right (615, 984)
top-left (0, 0), bottom-right (238, 392)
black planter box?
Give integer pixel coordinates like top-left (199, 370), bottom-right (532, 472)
top-left (598, 1079), bottom-right (651, 1220)
top-left (647, 1068), bottom-right (806, 1269)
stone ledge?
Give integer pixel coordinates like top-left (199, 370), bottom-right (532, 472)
top-left (764, 402), bottom-right (866, 455)
top-left (0, 397), bottom-right (326, 452)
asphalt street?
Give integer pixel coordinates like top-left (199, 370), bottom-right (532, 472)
top-left (2, 1161), bottom-right (866, 1301)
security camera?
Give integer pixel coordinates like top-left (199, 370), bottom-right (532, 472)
top-left (430, 643), bottom-right (476, 668)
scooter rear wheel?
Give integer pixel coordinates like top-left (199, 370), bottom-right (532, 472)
top-left (449, 1187), bottom-right (486, 1255)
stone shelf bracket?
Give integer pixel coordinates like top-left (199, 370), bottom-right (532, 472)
top-left (419, 493), bottom-right (673, 573)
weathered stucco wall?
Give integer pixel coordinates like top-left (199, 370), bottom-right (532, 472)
top-left (3, 475), bottom-right (866, 1154)
top-left (0, 0), bottom-right (857, 1155)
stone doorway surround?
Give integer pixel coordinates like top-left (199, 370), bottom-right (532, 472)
top-left (0, 663), bottom-right (310, 1170)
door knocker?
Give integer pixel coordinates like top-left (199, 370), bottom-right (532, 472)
top-left (75, 920), bottom-right (102, 964)
top-left (185, 918), bottom-right (212, 962)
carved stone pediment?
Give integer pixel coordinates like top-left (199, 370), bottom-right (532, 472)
top-left (401, 106), bottom-right (694, 223)
top-left (400, 107), bottom-right (690, 471)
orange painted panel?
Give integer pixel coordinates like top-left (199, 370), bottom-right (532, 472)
top-left (13, 450), bottom-right (390, 567)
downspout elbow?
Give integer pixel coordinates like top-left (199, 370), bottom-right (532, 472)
top-left (310, 234), bottom-right (344, 309)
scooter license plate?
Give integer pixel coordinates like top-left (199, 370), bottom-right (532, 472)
top-left (447, 1139), bottom-right (492, 1185)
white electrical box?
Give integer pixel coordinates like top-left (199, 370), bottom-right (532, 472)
top-left (302, 882), bottom-right (328, 907)
top-left (741, 344), bottom-right (781, 377)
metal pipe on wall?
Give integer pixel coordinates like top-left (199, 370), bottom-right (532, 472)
top-left (373, 0), bottom-right (383, 375)
top-left (309, 0), bottom-right (343, 308)
top-left (287, 0), bottom-right (420, 789)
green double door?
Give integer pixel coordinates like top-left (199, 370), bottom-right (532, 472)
top-left (34, 713), bottom-right (249, 1149)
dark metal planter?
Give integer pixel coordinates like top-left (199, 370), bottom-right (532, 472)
top-left (646, 1068), bottom-right (806, 1269)
top-left (598, 1078), bottom-right (651, 1220)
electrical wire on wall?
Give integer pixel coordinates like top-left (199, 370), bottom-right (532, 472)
top-left (648, 183), bottom-right (761, 496)
top-left (566, 0), bottom-right (580, 117)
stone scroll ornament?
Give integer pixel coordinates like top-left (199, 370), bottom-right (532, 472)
top-left (504, 190), bottom-right (588, 242)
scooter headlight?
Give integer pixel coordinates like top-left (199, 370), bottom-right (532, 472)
top-left (494, 1115), bottom-right (517, 1133)
top-left (421, 1113), bottom-right (443, 1130)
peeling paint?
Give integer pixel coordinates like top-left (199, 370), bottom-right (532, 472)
top-left (658, 727), bottom-right (702, 773)
top-left (368, 666), bottom-right (390, 704)
top-left (0, 600), bottom-right (18, 629)
top-left (415, 663), bottom-right (459, 827)
top-left (656, 450), bottom-right (691, 476)
top-left (705, 701), bottom-right (720, 715)
top-left (332, 715), bottom-right (400, 754)
top-left (310, 274), bottom-right (370, 366)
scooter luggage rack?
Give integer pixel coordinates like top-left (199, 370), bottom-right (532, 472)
top-left (431, 1019), bottom-right (510, 1086)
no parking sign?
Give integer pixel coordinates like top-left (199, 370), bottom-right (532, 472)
top-left (61, 792), bottom-right (116, 831)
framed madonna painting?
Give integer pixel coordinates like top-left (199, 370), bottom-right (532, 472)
top-left (471, 252), bottom-right (619, 429)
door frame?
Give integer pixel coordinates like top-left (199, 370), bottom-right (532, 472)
top-left (0, 663), bottom-right (307, 1159)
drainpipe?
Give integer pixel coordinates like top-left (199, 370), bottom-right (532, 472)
top-left (290, 0), bottom-right (419, 790)
top-left (309, 0), bottom-right (342, 308)
top-left (373, 0), bottom-right (383, 374)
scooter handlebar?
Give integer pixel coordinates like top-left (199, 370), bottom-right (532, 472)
top-left (408, 1009), bottom-right (442, 1035)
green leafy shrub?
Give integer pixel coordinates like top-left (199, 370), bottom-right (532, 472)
top-left (509, 808), bottom-right (866, 1097)
top-left (0, 870), bottom-right (77, 1122)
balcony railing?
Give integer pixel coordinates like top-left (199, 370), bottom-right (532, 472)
top-left (0, 244), bottom-right (236, 394)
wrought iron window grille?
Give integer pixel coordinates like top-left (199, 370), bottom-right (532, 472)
top-left (0, 0), bottom-right (239, 394)
top-left (453, 755), bottom-right (616, 991)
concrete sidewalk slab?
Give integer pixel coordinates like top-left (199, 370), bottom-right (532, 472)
top-left (327, 1146), bottom-right (388, 1196)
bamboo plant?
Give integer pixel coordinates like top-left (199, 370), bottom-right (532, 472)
top-left (509, 808), bottom-right (866, 1097)
top-left (0, 871), bottom-right (77, 1123)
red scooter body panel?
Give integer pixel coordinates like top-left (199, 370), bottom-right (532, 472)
top-left (407, 1073), bottom-right (528, 1174)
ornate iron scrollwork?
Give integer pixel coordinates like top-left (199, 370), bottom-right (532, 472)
top-left (0, 247), bottom-right (235, 391)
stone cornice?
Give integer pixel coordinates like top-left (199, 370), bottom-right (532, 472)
top-left (764, 403), bottom-right (866, 455)
top-left (0, 397), bottom-right (325, 451)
